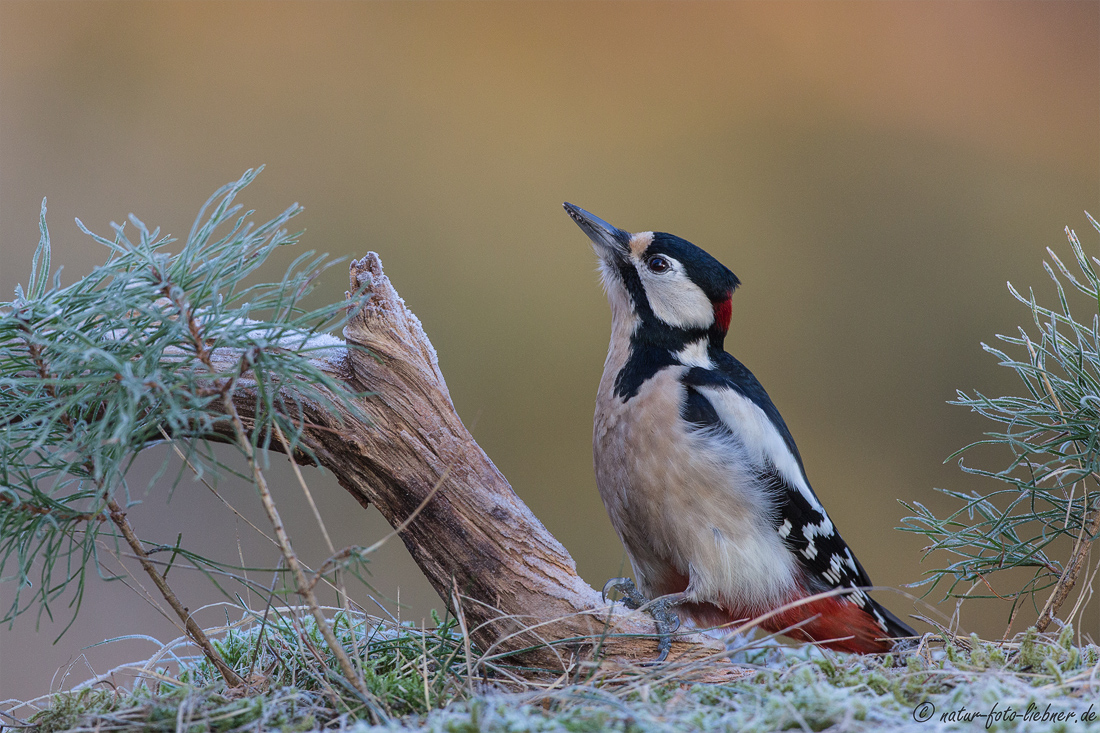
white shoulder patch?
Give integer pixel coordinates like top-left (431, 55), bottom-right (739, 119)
top-left (694, 385), bottom-right (825, 515)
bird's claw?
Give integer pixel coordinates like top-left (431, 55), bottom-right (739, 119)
top-left (602, 577), bottom-right (646, 607)
top-left (601, 577), bottom-right (682, 664)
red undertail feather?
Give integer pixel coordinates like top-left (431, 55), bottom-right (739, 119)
top-left (649, 566), bottom-right (896, 654)
top-left (757, 594), bottom-right (893, 654)
top-left (676, 597), bottom-right (892, 654)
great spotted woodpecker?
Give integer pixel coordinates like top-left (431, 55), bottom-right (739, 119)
top-left (564, 203), bottom-right (914, 658)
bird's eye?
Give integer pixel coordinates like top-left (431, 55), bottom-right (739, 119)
top-left (646, 255), bottom-right (671, 274)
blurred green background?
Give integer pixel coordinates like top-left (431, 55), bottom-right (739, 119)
top-left (1, 1), bottom-right (1098, 702)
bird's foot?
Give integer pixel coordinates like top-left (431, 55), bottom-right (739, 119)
top-left (601, 577), bottom-right (684, 663)
top-left (601, 577), bottom-right (647, 608)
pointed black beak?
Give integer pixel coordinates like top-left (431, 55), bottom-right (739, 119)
top-left (563, 202), bottom-right (631, 261)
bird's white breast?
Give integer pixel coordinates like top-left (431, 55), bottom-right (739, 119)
top-left (594, 363), bottom-right (800, 614)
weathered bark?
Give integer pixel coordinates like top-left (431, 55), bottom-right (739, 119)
top-left (215, 253), bottom-right (729, 672)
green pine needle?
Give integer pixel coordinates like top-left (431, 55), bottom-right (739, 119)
top-left (0, 169), bottom-right (368, 635)
top-left (900, 214), bottom-right (1100, 625)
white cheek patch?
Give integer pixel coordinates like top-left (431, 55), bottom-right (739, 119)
top-left (639, 261), bottom-right (715, 329)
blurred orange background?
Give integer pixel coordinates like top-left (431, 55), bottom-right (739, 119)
top-left (1, 1), bottom-right (1098, 702)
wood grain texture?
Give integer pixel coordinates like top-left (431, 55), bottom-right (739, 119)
top-left (214, 253), bottom-right (732, 673)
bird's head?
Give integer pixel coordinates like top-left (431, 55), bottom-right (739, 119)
top-left (564, 203), bottom-right (740, 346)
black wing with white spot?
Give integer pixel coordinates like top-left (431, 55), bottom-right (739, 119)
top-left (758, 466), bottom-right (914, 639)
top-left (679, 351), bottom-right (914, 639)
top-left (757, 468), bottom-right (869, 589)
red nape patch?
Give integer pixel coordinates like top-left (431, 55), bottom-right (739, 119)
top-left (713, 297), bottom-right (733, 333)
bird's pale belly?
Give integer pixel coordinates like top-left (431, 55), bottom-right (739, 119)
top-left (594, 368), bottom-right (800, 619)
